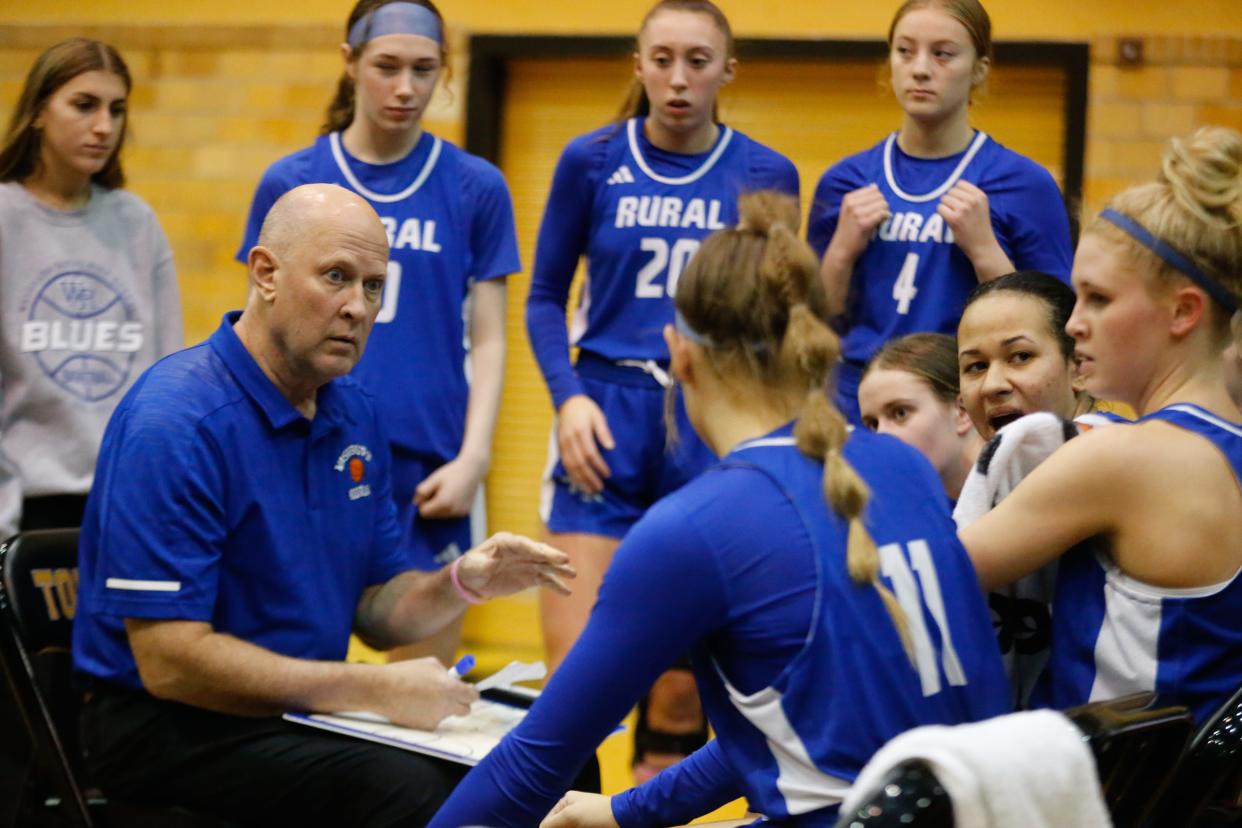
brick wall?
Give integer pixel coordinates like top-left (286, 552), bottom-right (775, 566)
top-left (1086, 34), bottom-right (1242, 214)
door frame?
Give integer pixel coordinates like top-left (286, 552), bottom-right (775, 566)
top-left (464, 35), bottom-right (1088, 214)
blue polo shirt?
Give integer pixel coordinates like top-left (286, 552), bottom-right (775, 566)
top-left (73, 312), bottom-right (413, 690)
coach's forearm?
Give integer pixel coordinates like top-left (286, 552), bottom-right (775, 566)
top-left (353, 569), bottom-right (466, 650)
top-left (125, 618), bottom-right (392, 717)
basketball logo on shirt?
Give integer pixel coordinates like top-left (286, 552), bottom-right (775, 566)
top-left (335, 443), bottom-right (374, 501)
top-left (18, 267), bottom-right (144, 403)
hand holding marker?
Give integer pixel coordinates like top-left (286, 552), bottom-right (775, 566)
top-left (448, 654), bottom-right (475, 679)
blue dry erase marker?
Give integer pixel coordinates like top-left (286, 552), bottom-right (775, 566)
top-left (448, 654), bottom-right (475, 679)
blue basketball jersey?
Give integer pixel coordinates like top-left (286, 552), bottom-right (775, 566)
top-left (238, 132), bottom-right (520, 461)
top-left (1036, 404), bottom-right (1242, 724)
top-left (807, 132), bottom-right (1073, 368)
top-left (691, 431), bottom-right (1010, 820)
top-left (428, 426), bottom-right (1008, 827)
top-left (527, 118), bottom-right (799, 408)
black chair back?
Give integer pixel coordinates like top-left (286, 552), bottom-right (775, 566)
top-left (835, 758), bottom-right (954, 828)
top-left (1149, 684), bottom-right (1242, 827)
top-left (0, 528), bottom-right (94, 825)
top-left (1067, 693), bottom-right (1196, 826)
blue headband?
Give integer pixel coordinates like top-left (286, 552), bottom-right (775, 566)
top-left (674, 309), bottom-right (714, 347)
top-left (1099, 208), bottom-right (1238, 313)
top-left (348, 2), bottom-right (443, 49)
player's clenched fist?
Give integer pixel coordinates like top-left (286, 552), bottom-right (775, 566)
top-left (830, 184), bottom-right (892, 261)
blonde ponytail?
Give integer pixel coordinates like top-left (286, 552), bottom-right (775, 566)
top-left (795, 389), bottom-right (915, 665)
top-left (677, 189), bottom-right (916, 665)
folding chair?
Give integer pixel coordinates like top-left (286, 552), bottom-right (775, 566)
top-left (0, 529), bottom-right (228, 827)
top-left (1149, 684), bottom-right (1242, 828)
top-left (1066, 692), bottom-right (1196, 826)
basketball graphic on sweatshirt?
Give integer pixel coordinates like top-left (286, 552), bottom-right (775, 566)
top-left (20, 266), bottom-right (144, 402)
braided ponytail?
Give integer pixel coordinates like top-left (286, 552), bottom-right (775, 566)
top-left (795, 389), bottom-right (914, 664)
top-left (677, 191), bottom-right (915, 665)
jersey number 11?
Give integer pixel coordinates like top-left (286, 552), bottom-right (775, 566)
top-left (878, 539), bottom-right (967, 697)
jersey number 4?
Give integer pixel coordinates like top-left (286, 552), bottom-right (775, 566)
top-left (892, 252), bottom-right (919, 315)
top-left (878, 539), bottom-right (967, 697)
top-left (636, 237), bottom-right (701, 299)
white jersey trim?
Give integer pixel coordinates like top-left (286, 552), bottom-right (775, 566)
top-left (721, 680), bottom-right (852, 813)
top-left (883, 131), bottom-right (989, 204)
top-left (105, 577), bottom-right (181, 593)
top-left (734, 436), bottom-right (797, 452)
top-left (1099, 551), bottom-right (1241, 601)
top-left (626, 118), bottom-right (735, 186)
top-left (329, 131), bottom-right (442, 203)
top-left (1089, 565), bottom-right (1161, 703)
top-left (1163, 404), bottom-right (1242, 439)
top-left (538, 423), bottom-right (560, 525)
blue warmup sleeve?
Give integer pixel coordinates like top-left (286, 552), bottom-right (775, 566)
top-left (428, 502), bottom-right (732, 827)
top-left (752, 149), bottom-right (801, 201)
top-left (612, 739), bottom-right (743, 827)
top-left (525, 137), bottom-right (601, 409)
top-left (806, 160), bottom-right (864, 259)
top-left (1002, 164), bottom-right (1074, 282)
top-left (464, 156), bottom-right (522, 281)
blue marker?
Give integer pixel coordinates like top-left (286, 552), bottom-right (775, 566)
top-left (448, 654), bottom-right (475, 679)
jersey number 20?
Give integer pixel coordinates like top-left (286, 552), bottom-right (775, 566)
top-left (636, 237), bottom-right (701, 299)
top-left (878, 539), bottom-right (967, 696)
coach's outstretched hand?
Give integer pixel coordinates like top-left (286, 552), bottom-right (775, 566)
top-left (456, 532), bottom-right (576, 599)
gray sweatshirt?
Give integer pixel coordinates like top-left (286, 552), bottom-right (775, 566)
top-left (0, 182), bottom-right (183, 537)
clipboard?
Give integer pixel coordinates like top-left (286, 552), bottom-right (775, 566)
top-left (283, 687), bottom-right (536, 767)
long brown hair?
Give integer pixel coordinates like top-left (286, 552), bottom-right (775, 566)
top-left (322, 0), bottom-right (450, 135)
top-left (615, 0), bottom-right (734, 124)
top-left (863, 332), bottom-right (961, 405)
top-left (0, 38), bottom-right (131, 188)
top-left (675, 191), bottom-right (915, 663)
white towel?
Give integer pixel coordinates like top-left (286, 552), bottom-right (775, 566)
top-left (953, 412), bottom-right (1080, 528)
top-left (840, 710), bottom-right (1113, 828)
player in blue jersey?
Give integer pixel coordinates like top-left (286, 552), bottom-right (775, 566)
top-left (961, 127), bottom-right (1242, 725)
top-left (237, 0), bottom-right (518, 664)
top-left (807, 0), bottom-right (1073, 424)
top-left (527, 0), bottom-right (800, 779)
top-left (430, 192), bottom-right (1009, 828)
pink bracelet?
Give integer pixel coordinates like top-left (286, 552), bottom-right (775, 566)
top-left (450, 557), bottom-right (485, 605)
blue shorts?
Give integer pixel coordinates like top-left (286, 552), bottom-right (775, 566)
top-left (541, 353), bottom-right (716, 540)
top-left (390, 448), bottom-right (474, 572)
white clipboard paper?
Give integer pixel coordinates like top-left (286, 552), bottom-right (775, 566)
top-left (284, 689), bottom-right (532, 767)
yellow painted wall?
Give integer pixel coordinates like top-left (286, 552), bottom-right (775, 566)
top-left (6, 0), bottom-right (1242, 37)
